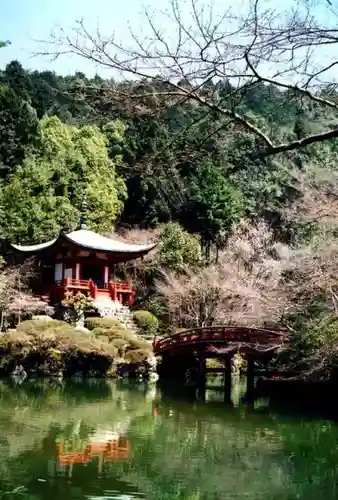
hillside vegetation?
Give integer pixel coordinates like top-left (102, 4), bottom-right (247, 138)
top-left (1, 61), bottom-right (338, 378)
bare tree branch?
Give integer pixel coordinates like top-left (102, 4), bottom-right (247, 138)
top-left (155, 220), bottom-right (291, 329)
top-left (38, 0), bottom-right (338, 154)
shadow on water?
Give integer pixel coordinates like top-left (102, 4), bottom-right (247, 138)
top-left (255, 377), bottom-right (338, 421)
top-left (0, 378), bottom-right (337, 499)
top-left (158, 375), bottom-right (338, 422)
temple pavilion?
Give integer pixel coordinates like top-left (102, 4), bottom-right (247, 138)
top-left (8, 226), bottom-right (156, 307)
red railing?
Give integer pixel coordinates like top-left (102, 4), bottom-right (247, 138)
top-left (54, 278), bottom-right (134, 305)
top-left (154, 326), bottom-right (289, 354)
top-left (63, 278), bottom-right (91, 290)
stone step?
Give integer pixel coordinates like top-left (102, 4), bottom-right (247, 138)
top-left (92, 299), bottom-right (138, 332)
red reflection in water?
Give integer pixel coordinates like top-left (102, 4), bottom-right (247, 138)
top-left (57, 437), bottom-right (130, 465)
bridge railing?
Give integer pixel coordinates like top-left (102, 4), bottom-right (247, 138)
top-left (153, 326), bottom-right (289, 354)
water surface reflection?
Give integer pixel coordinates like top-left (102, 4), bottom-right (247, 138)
top-left (0, 378), bottom-right (336, 499)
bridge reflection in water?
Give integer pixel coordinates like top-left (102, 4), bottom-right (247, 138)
top-left (154, 326), bottom-right (289, 402)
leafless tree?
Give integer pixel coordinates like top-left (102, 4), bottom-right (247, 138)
top-left (0, 259), bottom-right (48, 329)
top-left (156, 220), bottom-right (291, 328)
top-left (286, 235), bottom-right (338, 319)
top-left (284, 165), bottom-right (338, 232)
top-left (276, 165), bottom-right (338, 332)
top-left (156, 212), bottom-right (338, 331)
top-left (41, 0), bottom-right (338, 155)
top-left (7, 293), bottom-right (50, 321)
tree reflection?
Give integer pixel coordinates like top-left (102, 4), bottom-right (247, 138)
top-left (0, 381), bottom-right (336, 499)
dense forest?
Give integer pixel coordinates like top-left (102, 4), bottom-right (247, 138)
top-left (0, 60), bottom-right (330, 240)
top-left (1, 58), bottom-right (338, 378)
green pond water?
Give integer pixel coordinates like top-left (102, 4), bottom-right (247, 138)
top-left (0, 377), bottom-right (337, 499)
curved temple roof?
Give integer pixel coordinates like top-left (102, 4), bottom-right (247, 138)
top-left (10, 229), bottom-right (156, 255)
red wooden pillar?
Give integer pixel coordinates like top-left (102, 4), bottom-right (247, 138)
top-left (89, 280), bottom-right (98, 299)
top-left (128, 292), bottom-right (135, 306)
top-left (109, 282), bottom-right (117, 301)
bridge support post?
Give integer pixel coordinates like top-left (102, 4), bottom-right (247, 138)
top-left (224, 356), bottom-right (232, 404)
top-left (197, 354), bottom-right (206, 401)
top-left (246, 358), bottom-right (255, 403)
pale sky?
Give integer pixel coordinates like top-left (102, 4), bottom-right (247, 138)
top-left (0, 0), bottom-right (330, 78)
top-left (0, 0), bottom-right (168, 76)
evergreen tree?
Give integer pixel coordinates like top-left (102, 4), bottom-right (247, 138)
top-left (0, 84), bottom-right (38, 178)
top-left (186, 161), bottom-right (245, 254)
top-left (0, 116), bottom-right (126, 243)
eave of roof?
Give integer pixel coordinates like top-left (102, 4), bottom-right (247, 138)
top-left (9, 229), bottom-right (156, 255)
top-left (10, 238), bottom-right (57, 253)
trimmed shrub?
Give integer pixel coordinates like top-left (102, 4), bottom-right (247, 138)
top-left (110, 329), bottom-right (136, 342)
top-left (85, 317), bottom-right (125, 331)
top-left (133, 310), bottom-right (159, 337)
top-left (91, 327), bottom-right (110, 338)
top-left (111, 338), bottom-right (128, 354)
top-left (127, 337), bottom-right (152, 352)
top-left (91, 328), bottom-right (111, 344)
top-left (91, 326), bottom-right (124, 340)
top-left (124, 348), bottom-right (150, 364)
top-left (15, 319), bottom-right (71, 336)
top-left (0, 318), bottom-right (155, 379)
top-left (92, 326), bottom-right (136, 343)
top-left (0, 319), bottom-right (118, 377)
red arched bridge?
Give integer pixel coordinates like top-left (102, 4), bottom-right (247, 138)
top-left (153, 326), bottom-right (289, 357)
top-left (154, 326), bottom-right (289, 401)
